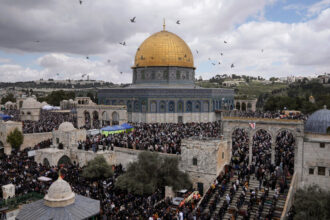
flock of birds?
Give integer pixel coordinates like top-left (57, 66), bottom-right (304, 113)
top-left (33, 0), bottom-right (266, 77)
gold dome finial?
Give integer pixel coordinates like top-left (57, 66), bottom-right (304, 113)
top-left (163, 18), bottom-right (166, 31)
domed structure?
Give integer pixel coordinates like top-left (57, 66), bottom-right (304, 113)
top-left (97, 24), bottom-right (235, 124)
top-left (131, 25), bottom-right (196, 87)
top-left (44, 177), bottom-right (75, 207)
top-left (58, 122), bottom-right (75, 132)
top-left (133, 30), bottom-right (194, 68)
top-left (22, 97), bottom-right (41, 109)
top-left (305, 107), bottom-right (330, 134)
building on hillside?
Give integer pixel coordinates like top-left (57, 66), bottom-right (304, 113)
top-left (52, 122), bottom-right (86, 149)
top-left (234, 98), bottom-right (257, 112)
top-left (16, 176), bottom-right (100, 220)
top-left (299, 106), bottom-right (330, 190)
top-left (20, 97), bottom-right (41, 121)
top-left (98, 23), bottom-right (235, 123)
top-left (0, 120), bottom-right (22, 155)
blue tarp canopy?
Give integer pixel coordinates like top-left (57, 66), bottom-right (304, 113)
top-left (120, 123), bottom-right (134, 129)
top-left (0, 114), bottom-right (12, 120)
top-left (101, 125), bottom-right (125, 131)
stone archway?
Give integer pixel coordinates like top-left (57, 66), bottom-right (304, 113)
top-left (275, 129), bottom-right (295, 175)
top-left (231, 128), bottom-right (249, 167)
top-left (112, 111), bottom-right (119, 125)
top-left (43, 158), bottom-right (50, 167)
top-left (92, 111), bottom-right (99, 129)
top-left (236, 102), bottom-right (241, 110)
top-left (102, 111), bottom-right (109, 126)
top-left (241, 102), bottom-right (247, 111)
top-left (84, 111), bottom-right (91, 129)
top-left (0, 141), bottom-right (4, 158)
top-left (57, 155), bottom-right (72, 166)
top-left (252, 129), bottom-right (272, 166)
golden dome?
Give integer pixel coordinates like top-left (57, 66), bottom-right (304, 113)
top-left (133, 30), bottom-right (194, 68)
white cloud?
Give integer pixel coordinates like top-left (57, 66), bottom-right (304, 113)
top-left (0, 0), bottom-right (329, 82)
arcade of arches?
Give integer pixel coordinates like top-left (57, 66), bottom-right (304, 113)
top-left (76, 105), bottom-right (127, 129)
top-left (235, 99), bottom-right (257, 112)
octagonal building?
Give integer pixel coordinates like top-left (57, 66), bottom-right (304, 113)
top-left (98, 25), bottom-right (234, 123)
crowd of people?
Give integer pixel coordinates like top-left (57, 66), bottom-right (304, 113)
top-left (197, 126), bottom-right (295, 219)
top-left (78, 121), bottom-right (222, 155)
top-left (0, 139), bottom-right (201, 219)
top-left (3, 109), bottom-right (76, 133)
top-left (232, 110), bottom-right (308, 120)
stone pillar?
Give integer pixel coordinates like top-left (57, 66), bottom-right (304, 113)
top-left (271, 142), bottom-right (275, 164)
top-left (2, 184), bottom-right (15, 199)
top-left (249, 142), bottom-right (252, 165)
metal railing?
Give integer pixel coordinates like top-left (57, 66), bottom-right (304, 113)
top-left (0, 192), bottom-right (44, 210)
top-left (280, 172), bottom-right (298, 220)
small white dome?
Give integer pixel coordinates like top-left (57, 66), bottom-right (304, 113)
top-left (5, 101), bottom-right (13, 105)
top-left (22, 97), bottom-right (41, 109)
top-left (44, 177), bottom-right (75, 207)
top-left (58, 122), bottom-right (75, 132)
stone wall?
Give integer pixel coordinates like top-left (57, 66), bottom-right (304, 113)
top-left (181, 138), bottom-right (230, 194)
top-left (130, 112), bottom-right (216, 123)
top-left (300, 133), bottom-right (330, 190)
top-left (21, 132), bottom-right (52, 150)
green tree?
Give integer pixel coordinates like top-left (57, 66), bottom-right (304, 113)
top-left (293, 186), bottom-right (330, 220)
top-left (115, 152), bottom-right (192, 195)
top-left (38, 90), bottom-right (75, 106)
top-left (81, 156), bottom-right (113, 179)
top-left (1, 93), bottom-right (16, 104)
top-left (6, 128), bottom-right (24, 150)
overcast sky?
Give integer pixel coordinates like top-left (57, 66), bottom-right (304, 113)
top-left (0, 0), bottom-right (329, 83)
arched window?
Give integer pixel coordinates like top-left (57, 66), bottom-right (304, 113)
top-left (150, 101), bottom-right (157, 113)
top-left (194, 101), bottom-right (201, 112)
top-left (241, 102), bottom-right (247, 111)
top-left (177, 101), bottom-right (183, 113)
top-left (236, 102), bottom-right (241, 110)
top-left (203, 101), bottom-right (209, 112)
top-left (247, 102), bottom-right (252, 110)
top-left (186, 101), bottom-right (192, 112)
top-left (169, 101), bottom-right (175, 113)
top-left (134, 101), bottom-right (140, 112)
top-left (141, 100), bottom-right (147, 113)
top-left (159, 101), bottom-right (166, 113)
top-left (127, 101), bottom-right (132, 112)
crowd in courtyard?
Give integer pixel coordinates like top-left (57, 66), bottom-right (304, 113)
top-left (0, 140), bottom-right (199, 219)
top-left (4, 109), bottom-right (76, 133)
top-left (198, 127), bottom-right (295, 219)
top-left (78, 121), bottom-right (222, 154)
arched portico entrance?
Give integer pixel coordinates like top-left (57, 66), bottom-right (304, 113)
top-left (57, 155), bottom-right (72, 166)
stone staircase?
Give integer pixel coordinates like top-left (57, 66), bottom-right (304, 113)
top-left (199, 174), bottom-right (291, 220)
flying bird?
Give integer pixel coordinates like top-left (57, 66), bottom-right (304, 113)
top-left (86, 56), bottom-right (89, 59)
top-left (231, 63), bottom-right (234, 68)
top-left (196, 50), bottom-right (199, 54)
top-left (120, 72), bottom-right (123, 74)
top-left (218, 62), bottom-right (221, 65)
top-left (261, 49), bottom-right (264, 53)
top-left (220, 53), bottom-right (223, 56)
top-left (130, 17), bottom-right (136, 23)
top-left (79, 0), bottom-right (82, 5)
top-left (82, 74), bottom-right (86, 78)
top-left (119, 41), bottom-right (126, 46)
top-left (208, 58), bottom-right (211, 60)
top-left (176, 20), bottom-right (180, 24)
top-left (107, 59), bottom-right (111, 63)
top-left (34, 40), bottom-right (40, 43)
top-left (211, 63), bottom-right (216, 66)
top-left (224, 41), bottom-right (227, 44)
